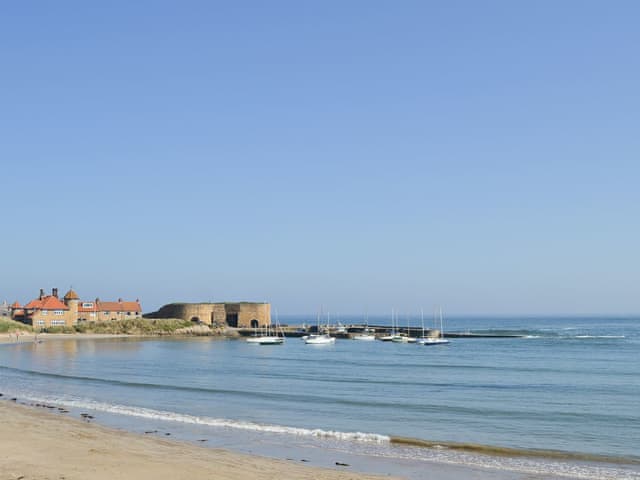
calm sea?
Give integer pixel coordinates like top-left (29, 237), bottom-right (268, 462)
top-left (1, 316), bottom-right (639, 479)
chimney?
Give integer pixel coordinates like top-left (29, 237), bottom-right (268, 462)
top-left (118, 298), bottom-right (122, 303)
top-left (52, 288), bottom-right (58, 298)
top-left (39, 289), bottom-right (44, 300)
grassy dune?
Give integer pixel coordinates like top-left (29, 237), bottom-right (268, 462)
top-left (0, 318), bottom-right (33, 333)
top-left (69, 318), bottom-right (198, 335)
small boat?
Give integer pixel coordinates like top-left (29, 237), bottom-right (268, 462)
top-left (353, 313), bottom-right (376, 341)
top-left (353, 327), bottom-right (376, 341)
top-left (416, 308), bottom-right (430, 344)
top-left (422, 307), bottom-right (450, 346)
top-left (304, 333), bottom-right (335, 345)
top-left (353, 333), bottom-right (376, 341)
top-left (259, 336), bottom-right (285, 345)
top-left (246, 310), bottom-right (285, 345)
top-left (304, 308), bottom-right (336, 344)
top-left (379, 309), bottom-right (398, 341)
top-left (390, 312), bottom-right (416, 343)
top-left (247, 332), bottom-right (285, 345)
top-left (334, 324), bottom-right (348, 334)
top-left (391, 333), bottom-right (416, 343)
top-left (422, 337), bottom-right (450, 345)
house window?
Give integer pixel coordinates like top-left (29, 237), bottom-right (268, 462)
top-left (90, 312), bottom-right (96, 317)
top-left (51, 319), bottom-right (65, 326)
top-left (82, 302), bottom-right (94, 308)
top-left (41, 310), bottom-right (48, 316)
top-left (54, 310), bottom-right (64, 316)
top-left (37, 320), bottom-right (45, 326)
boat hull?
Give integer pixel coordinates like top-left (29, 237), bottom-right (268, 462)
top-left (304, 334), bottom-right (336, 345)
top-left (352, 335), bottom-right (375, 341)
top-left (259, 337), bottom-right (284, 345)
top-left (421, 338), bottom-right (450, 345)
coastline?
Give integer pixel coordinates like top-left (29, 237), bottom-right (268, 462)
top-left (0, 332), bottom-right (176, 345)
top-left (2, 331), bottom-right (637, 480)
top-left (0, 401), bottom-right (396, 480)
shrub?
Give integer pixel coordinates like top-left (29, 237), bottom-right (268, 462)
top-left (73, 318), bottom-right (196, 335)
top-left (43, 326), bottom-right (76, 334)
top-left (0, 319), bottom-right (33, 333)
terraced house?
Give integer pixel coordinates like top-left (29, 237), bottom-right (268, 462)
top-left (11, 288), bottom-right (142, 328)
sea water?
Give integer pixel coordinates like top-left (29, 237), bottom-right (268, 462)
top-left (1, 316), bottom-right (638, 479)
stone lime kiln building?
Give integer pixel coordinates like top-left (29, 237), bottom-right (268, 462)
top-left (146, 302), bottom-right (271, 328)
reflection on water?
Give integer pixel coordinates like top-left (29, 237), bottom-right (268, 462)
top-left (0, 317), bottom-right (639, 480)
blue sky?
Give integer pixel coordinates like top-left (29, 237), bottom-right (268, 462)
top-left (2, 1), bottom-right (639, 314)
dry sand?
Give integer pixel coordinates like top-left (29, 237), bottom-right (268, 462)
top-left (0, 402), bottom-right (395, 480)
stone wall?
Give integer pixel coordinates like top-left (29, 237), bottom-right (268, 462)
top-left (146, 302), bottom-right (271, 328)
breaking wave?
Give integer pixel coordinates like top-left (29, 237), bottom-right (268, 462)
top-left (14, 393), bottom-right (390, 444)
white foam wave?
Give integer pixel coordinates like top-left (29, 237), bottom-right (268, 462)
top-left (19, 393), bottom-right (390, 444)
top-left (573, 335), bottom-right (625, 339)
top-left (372, 444), bottom-right (640, 480)
top-left (12, 393), bottom-right (639, 480)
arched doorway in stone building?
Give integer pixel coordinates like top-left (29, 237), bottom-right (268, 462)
top-left (190, 316), bottom-right (200, 324)
top-left (250, 319), bottom-right (259, 329)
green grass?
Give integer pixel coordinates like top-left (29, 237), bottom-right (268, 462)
top-left (0, 318), bottom-right (33, 333)
top-left (0, 317), bottom-right (209, 335)
top-left (72, 318), bottom-right (195, 335)
top-left (42, 325), bottom-right (76, 334)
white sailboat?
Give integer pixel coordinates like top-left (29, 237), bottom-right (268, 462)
top-left (423, 307), bottom-right (450, 346)
top-left (246, 324), bottom-right (267, 343)
top-left (304, 333), bottom-right (335, 344)
top-left (352, 312), bottom-right (375, 341)
top-left (258, 336), bottom-right (284, 345)
top-left (416, 308), bottom-right (430, 345)
top-left (246, 310), bottom-right (285, 345)
top-left (391, 311), bottom-right (416, 343)
top-left (352, 329), bottom-right (376, 341)
top-left (334, 312), bottom-right (348, 334)
top-left (303, 308), bottom-right (335, 344)
top-left (378, 309), bottom-right (396, 341)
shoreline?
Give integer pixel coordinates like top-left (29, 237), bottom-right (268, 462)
top-left (2, 398), bottom-right (633, 480)
top-left (0, 401), bottom-right (397, 480)
top-left (2, 334), bottom-right (638, 480)
top-left (0, 332), bottom-right (179, 345)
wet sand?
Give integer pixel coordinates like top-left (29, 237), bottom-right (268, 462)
top-left (0, 401), bottom-right (397, 480)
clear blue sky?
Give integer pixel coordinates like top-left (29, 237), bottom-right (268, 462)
top-left (2, 1), bottom-right (639, 315)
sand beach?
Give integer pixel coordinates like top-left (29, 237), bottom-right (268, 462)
top-left (0, 401), bottom-right (395, 480)
top-left (1, 329), bottom-right (637, 480)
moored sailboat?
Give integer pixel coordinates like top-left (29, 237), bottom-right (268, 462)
top-left (246, 310), bottom-right (285, 345)
top-left (423, 307), bottom-right (450, 346)
top-left (303, 308), bottom-right (336, 344)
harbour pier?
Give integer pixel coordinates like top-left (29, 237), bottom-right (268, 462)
top-left (238, 325), bottom-right (525, 339)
